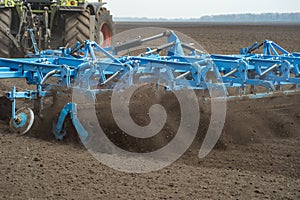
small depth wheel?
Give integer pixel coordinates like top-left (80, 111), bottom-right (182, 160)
top-left (9, 107), bottom-right (35, 135)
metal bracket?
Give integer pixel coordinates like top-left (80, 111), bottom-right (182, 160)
top-left (89, 15), bottom-right (96, 41)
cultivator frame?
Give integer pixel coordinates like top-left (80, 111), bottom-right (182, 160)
top-left (0, 30), bottom-right (299, 139)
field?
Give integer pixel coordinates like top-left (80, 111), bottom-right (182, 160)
top-left (0, 23), bottom-right (300, 199)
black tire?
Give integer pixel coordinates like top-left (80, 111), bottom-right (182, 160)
top-left (50, 13), bottom-right (64, 49)
top-left (95, 8), bottom-right (115, 47)
top-left (0, 9), bottom-right (11, 57)
top-left (63, 10), bottom-right (90, 48)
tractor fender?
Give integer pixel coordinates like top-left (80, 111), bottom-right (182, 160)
top-left (85, 2), bottom-right (106, 15)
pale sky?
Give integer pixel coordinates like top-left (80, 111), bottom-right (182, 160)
top-left (104, 0), bottom-right (300, 18)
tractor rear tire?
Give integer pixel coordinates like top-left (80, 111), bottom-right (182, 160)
top-left (63, 10), bottom-right (90, 48)
top-left (0, 9), bottom-right (12, 57)
top-left (95, 8), bottom-right (114, 47)
top-left (50, 13), bottom-right (65, 49)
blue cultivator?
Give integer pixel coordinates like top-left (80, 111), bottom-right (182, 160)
top-left (213, 40), bottom-right (300, 96)
top-left (0, 30), bottom-right (299, 139)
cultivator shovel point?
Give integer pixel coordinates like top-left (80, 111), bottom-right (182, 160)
top-left (0, 29), bottom-right (299, 140)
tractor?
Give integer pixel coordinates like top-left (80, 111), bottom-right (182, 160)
top-left (0, 0), bottom-right (114, 57)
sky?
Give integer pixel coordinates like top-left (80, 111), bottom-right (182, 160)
top-left (104, 0), bottom-right (300, 18)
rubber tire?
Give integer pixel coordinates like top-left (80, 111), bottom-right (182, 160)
top-left (63, 10), bottom-right (90, 48)
top-left (95, 8), bottom-right (115, 47)
top-left (50, 12), bottom-right (65, 49)
top-left (0, 8), bottom-right (11, 57)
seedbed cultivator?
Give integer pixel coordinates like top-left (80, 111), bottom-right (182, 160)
top-left (0, 30), bottom-right (299, 140)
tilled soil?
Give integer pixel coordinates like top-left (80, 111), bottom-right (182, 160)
top-left (0, 23), bottom-right (300, 199)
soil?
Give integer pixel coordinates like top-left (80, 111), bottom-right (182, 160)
top-left (0, 23), bottom-right (300, 199)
